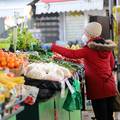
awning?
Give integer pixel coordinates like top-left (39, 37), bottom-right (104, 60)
top-left (41, 0), bottom-right (76, 3)
top-left (0, 8), bottom-right (25, 17)
top-left (0, 0), bottom-right (32, 17)
top-left (36, 0), bottom-right (104, 14)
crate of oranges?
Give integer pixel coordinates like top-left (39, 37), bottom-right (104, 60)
top-left (0, 50), bottom-right (27, 76)
top-left (0, 50), bottom-right (24, 69)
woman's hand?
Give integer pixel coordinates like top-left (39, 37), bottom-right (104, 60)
top-left (41, 41), bottom-right (67, 51)
top-left (41, 43), bottom-right (52, 50)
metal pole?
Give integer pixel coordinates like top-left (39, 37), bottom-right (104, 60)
top-left (109, 0), bottom-right (113, 16)
top-left (117, 0), bottom-right (120, 6)
top-left (13, 11), bottom-right (18, 52)
top-left (116, 0), bottom-right (120, 91)
top-left (13, 27), bottom-right (17, 52)
top-left (109, 0), bottom-right (114, 40)
top-left (63, 13), bottom-right (66, 41)
top-left (116, 0), bottom-right (120, 64)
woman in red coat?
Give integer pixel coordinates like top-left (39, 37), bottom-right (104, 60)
top-left (51, 22), bottom-right (117, 120)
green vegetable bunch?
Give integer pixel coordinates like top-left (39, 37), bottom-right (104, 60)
top-left (7, 26), bottom-right (41, 51)
top-left (17, 27), bottom-right (40, 51)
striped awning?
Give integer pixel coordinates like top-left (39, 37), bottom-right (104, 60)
top-left (36, 0), bottom-right (104, 14)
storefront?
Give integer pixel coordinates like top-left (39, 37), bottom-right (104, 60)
top-left (34, 0), bottom-right (104, 42)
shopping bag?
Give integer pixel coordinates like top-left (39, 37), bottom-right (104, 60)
top-left (63, 78), bottom-right (82, 111)
top-left (113, 90), bottom-right (120, 112)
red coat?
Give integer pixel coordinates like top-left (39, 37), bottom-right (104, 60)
top-left (51, 40), bottom-right (117, 100)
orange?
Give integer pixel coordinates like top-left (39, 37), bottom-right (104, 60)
top-left (9, 52), bottom-right (16, 58)
top-left (0, 54), bottom-right (6, 62)
top-left (4, 52), bottom-right (9, 57)
top-left (0, 63), bottom-right (3, 69)
top-left (14, 60), bottom-right (20, 68)
top-left (7, 56), bottom-right (15, 63)
top-left (0, 50), bottom-right (4, 56)
top-left (10, 58), bottom-right (15, 63)
top-left (1, 61), bottom-right (7, 68)
top-left (7, 62), bottom-right (15, 69)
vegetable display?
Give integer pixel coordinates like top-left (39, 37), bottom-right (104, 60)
top-left (28, 50), bottom-right (80, 72)
top-left (7, 26), bottom-right (41, 51)
top-left (52, 52), bottom-right (82, 64)
top-left (25, 62), bottom-right (72, 81)
top-left (16, 27), bottom-right (40, 51)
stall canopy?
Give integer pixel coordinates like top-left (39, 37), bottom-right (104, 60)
top-left (41, 0), bottom-right (76, 3)
top-left (36, 0), bottom-right (104, 14)
top-left (0, 0), bottom-right (32, 17)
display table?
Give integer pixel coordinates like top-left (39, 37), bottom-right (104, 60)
top-left (16, 64), bottom-right (84, 120)
top-left (39, 92), bottom-right (81, 120)
top-left (16, 92), bottom-right (81, 120)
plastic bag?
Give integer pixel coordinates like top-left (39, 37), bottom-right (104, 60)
top-left (24, 77), bottom-right (62, 102)
top-left (63, 79), bottom-right (82, 111)
top-left (24, 85), bottom-right (39, 105)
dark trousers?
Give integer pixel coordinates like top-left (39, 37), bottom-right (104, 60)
top-left (91, 97), bottom-right (114, 120)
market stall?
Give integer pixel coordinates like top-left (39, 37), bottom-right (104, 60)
top-left (0, 1), bottom-right (105, 120)
top-left (15, 45), bottom-right (85, 120)
top-left (0, 22), bottom-right (85, 120)
top-left (34, 0), bottom-right (104, 42)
